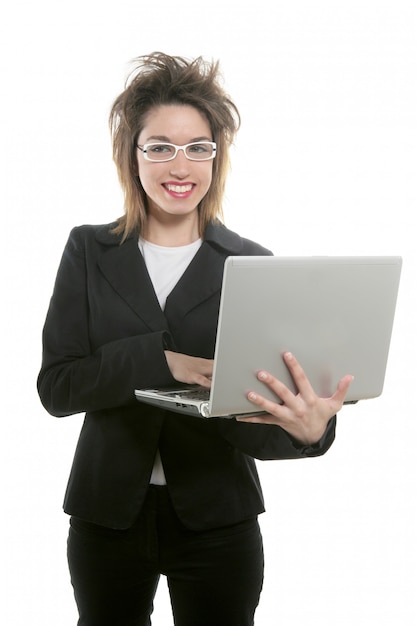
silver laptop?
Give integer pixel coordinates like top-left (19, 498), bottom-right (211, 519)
top-left (135, 255), bottom-right (402, 418)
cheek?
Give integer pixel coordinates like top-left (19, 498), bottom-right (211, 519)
top-left (202, 164), bottom-right (214, 191)
top-left (136, 156), bottom-right (143, 183)
top-left (136, 162), bottom-right (156, 195)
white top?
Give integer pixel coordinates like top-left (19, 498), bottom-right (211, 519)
top-left (138, 237), bottom-right (202, 484)
top-left (139, 237), bottom-right (202, 310)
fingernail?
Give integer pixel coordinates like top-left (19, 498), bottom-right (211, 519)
top-left (258, 371), bottom-right (267, 381)
top-left (248, 392), bottom-right (257, 401)
top-left (284, 352), bottom-right (293, 360)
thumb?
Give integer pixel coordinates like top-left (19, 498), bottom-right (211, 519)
top-left (331, 374), bottom-right (354, 407)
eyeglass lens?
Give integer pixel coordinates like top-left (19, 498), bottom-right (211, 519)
top-left (145, 142), bottom-right (215, 161)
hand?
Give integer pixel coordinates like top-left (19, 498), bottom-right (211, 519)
top-left (164, 351), bottom-right (214, 388)
top-left (237, 352), bottom-right (354, 445)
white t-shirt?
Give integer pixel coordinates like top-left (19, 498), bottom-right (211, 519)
top-left (138, 237), bottom-right (202, 484)
top-left (139, 237), bottom-right (202, 310)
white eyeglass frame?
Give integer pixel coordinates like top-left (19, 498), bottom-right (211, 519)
top-left (136, 141), bottom-right (217, 162)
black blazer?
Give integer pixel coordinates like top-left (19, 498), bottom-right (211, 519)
top-left (38, 221), bottom-right (336, 530)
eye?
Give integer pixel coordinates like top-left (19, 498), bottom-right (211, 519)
top-left (148, 144), bottom-right (173, 154)
top-left (188, 143), bottom-right (210, 153)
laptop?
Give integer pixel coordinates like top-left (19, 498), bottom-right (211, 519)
top-left (135, 255), bottom-right (402, 418)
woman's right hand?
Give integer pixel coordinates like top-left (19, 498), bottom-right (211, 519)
top-left (164, 351), bottom-right (213, 388)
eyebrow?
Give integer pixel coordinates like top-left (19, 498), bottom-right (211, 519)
top-left (145, 135), bottom-right (213, 143)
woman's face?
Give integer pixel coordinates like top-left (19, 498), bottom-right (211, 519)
top-left (136, 104), bottom-right (214, 227)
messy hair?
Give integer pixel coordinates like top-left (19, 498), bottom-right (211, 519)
top-left (109, 52), bottom-right (240, 240)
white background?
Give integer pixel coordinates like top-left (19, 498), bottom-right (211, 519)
top-left (1, 1), bottom-right (416, 624)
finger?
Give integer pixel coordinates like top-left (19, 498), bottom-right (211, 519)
top-left (281, 352), bottom-right (316, 401)
top-left (254, 369), bottom-right (292, 404)
top-left (237, 389), bottom-right (290, 426)
top-left (329, 374), bottom-right (354, 407)
top-left (195, 363), bottom-right (214, 388)
top-left (185, 369), bottom-right (212, 388)
top-left (245, 388), bottom-right (289, 420)
top-left (194, 375), bottom-right (212, 388)
top-left (196, 358), bottom-right (214, 378)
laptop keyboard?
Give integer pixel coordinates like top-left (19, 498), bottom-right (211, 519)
top-left (173, 387), bottom-right (210, 401)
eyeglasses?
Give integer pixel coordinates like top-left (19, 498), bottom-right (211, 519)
top-left (136, 141), bottom-right (217, 162)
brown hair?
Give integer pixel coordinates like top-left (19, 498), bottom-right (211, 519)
top-left (109, 52), bottom-right (240, 240)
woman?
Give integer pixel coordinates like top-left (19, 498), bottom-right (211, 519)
top-left (37, 53), bottom-right (352, 626)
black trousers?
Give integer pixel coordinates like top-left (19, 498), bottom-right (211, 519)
top-left (67, 486), bottom-right (264, 626)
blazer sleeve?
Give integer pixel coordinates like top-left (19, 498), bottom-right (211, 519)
top-left (217, 415), bottom-right (337, 460)
top-left (37, 229), bottom-right (175, 417)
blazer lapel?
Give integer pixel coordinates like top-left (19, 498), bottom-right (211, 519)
top-left (97, 233), bottom-right (170, 334)
top-left (164, 242), bottom-right (225, 322)
top-left (95, 221), bottom-right (245, 335)
top-left (164, 221), bottom-right (245, 323)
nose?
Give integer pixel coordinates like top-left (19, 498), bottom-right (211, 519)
top-left (169, 148), bottom-right (190, 178)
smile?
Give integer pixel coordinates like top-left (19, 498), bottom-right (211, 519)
top-left (164, 183), bottom-right (194, 194)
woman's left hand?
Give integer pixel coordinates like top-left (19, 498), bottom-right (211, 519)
top-left (236, 352), bottom-right (354, 446)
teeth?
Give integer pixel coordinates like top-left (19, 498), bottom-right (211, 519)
top-left (166, 184), bottom-right (193, 193)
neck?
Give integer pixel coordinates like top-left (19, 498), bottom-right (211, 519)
top-left (143, 212), bottom-right (200, 247)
